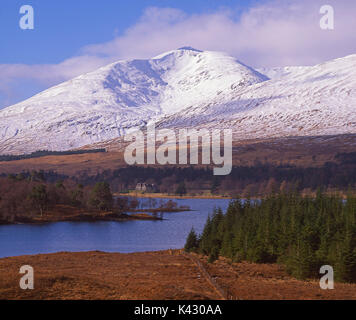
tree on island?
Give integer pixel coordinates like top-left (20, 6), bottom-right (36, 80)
top-left (70, 184), bottom-right (84, 207)
top-left (89, 182), bottom-right (113, 211)
top-left (28, 184), bottom-right (48, 216)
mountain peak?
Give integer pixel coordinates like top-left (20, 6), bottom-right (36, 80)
top-left (152, 47), bottom-right (203, 60)
top-left (1, 50), bottom-right (355, 155)
top-left (0, 48), bottom-right (266, 154)
top-left (177, 47), bottom-right (203, 52)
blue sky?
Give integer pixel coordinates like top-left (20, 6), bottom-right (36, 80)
top-left (0, 0), bottom-right (355, 109)
top-left (0, 0), bottom-right (258, 65)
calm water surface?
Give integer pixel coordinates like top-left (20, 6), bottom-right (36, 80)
top-left (0, 198), bottom-right (231, 258)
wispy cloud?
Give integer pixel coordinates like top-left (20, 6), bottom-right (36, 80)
top-left (1, 0), bottom-right (356, 108)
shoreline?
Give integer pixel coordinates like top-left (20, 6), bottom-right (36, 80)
top-left (116, 192), bottom-right (233, 200)
top-left (117, 192), bottom-right (355, 200)
top-left (0, 202), bottom-right (194, 226)
top-left (0, 212), bottom-right (163, 226)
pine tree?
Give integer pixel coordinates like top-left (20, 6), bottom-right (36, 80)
top-left (200, 216), bottom-right (213, 255)
top-left (186, 191), bottom-right (356, 283)
top-left (184, 227), bottom-right (199, 252)
top-left (336, 232), bottom-right (356, 282)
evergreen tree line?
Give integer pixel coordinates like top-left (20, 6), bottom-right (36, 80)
top-left (0, 149), bottom-right (106, 162)
top-left (4, 170), bottom-right (69, 183)
top-left (185, 192), bottom-right (356, 283)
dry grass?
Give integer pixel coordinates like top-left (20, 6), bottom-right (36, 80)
top-left (0, 251), bottom-right (219, 300)
top-left (197, 254), bottom-right (356, 300)
top-left (0, 135), bottom-right (355, 176)
top-left (0, 251), bottom-right (355, 300)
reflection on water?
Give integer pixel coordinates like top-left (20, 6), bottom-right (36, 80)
top-left (0, 198), bottom-right (231, 258)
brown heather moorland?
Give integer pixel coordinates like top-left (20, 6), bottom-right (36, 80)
top-left (0, 250), bottom-right (355, 300)
top-left (0, 135), bottom-right (355, 176)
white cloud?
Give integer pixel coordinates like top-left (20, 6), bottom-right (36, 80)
top-left (0, 55), bottom-right (111, 108)
top-left (1, 0), bottom-right (356, 108)
top-left (0, 55), bottom-right (109, 85)
top-left (83, 0), bottom-right (356, 67)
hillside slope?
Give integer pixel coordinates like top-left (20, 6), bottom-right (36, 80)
top-left (0, 48), bottom-right (266, 154)
top-left (158, 54), bottom-right (356, 140)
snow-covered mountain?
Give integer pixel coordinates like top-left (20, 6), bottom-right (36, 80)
top-left (0, 47), bottom-right (267, 154)
top-left (0, 48), bottom-right (356, 154)
top-left (158, 54), bottom-right (356, 140)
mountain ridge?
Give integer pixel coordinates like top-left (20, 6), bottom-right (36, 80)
top-left (0, 49), bottom-right (355, 154)
top-left (157, 54), bottom-right (356, 140)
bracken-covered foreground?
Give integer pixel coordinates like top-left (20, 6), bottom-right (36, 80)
top-left (0, 250), bottom-right (355, 300)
